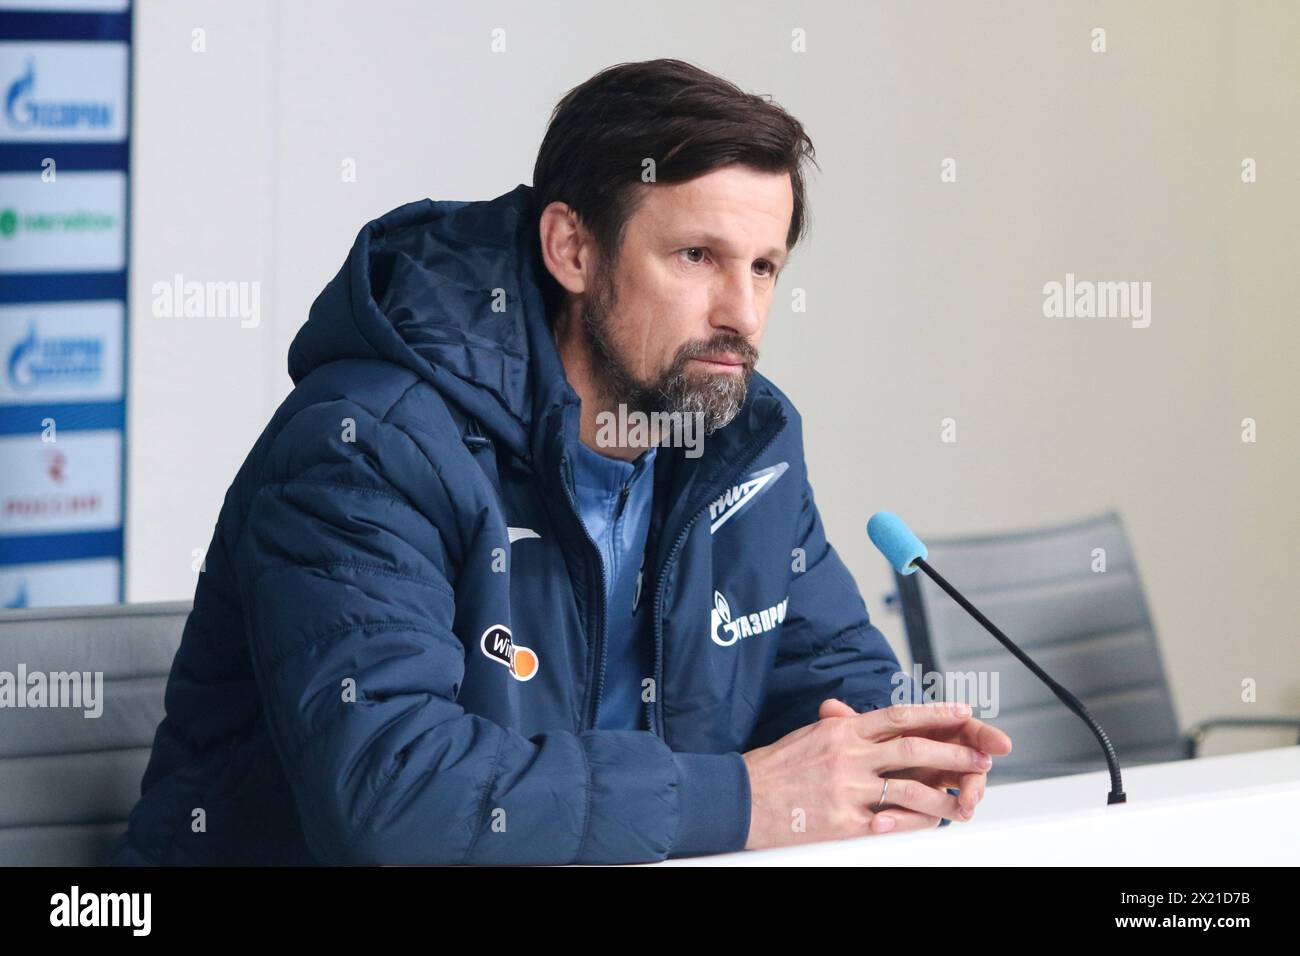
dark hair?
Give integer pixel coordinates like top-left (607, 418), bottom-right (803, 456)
top-left (532, 58), bottom-right (817, 280)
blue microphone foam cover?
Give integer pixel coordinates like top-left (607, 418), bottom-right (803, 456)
top-left (867, 511), bottom-right (927, 575)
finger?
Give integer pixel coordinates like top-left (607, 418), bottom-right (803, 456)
top-left (883, 766), bottom-right (950, 788)
top-left (884, 766), bottom-right (973, 792)
top-left (898, 770), bottom-right (988, 819)
top-left (818, 698), bottom-right (858, 720)
top-left (869, 808), bottom-right (944, 835)
top-left (888, 768), bottom-right (989, 819)
top-left (876, 734), bottom-right (993, 775)
top-left (954, 772), bottom-right (986, 819)
top-left (888, 767), bottom-right (969, 795)
top-left (855, 702), bottom-right (974, 742)
top-left (906, 716), bottom-right (1013, 756)
top-left (872, 775), bottom-right (963, 821)
top-left (951, 717), bottom-right (1013, 756)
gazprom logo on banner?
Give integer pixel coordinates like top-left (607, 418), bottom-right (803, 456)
top-left (4, 58), bottom-right (111, 131)
top-left (8, 322), bottom-right (102, 390)
top-left (0, 302), bottom-right (122, 403)
top-left (0, 43), bottom-right (128, 142)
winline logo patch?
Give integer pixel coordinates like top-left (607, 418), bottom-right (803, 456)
top-left (480, 624), bottom-right (538, 681)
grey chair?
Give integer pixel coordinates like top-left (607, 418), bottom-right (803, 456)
top-left (883, 510), bottom-right (1300, 783)
top-left (0, 600), bottom-right (189, 866)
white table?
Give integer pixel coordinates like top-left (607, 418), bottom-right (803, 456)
top-left (653, 745), bottom-right (1300, 865)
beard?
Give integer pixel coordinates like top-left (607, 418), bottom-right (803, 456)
top-left (578, 252), bottom-right (758, 437)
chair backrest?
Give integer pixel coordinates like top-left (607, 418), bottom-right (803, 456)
top-left (892, 511), bottom-right (1186, 782)
top-left (0, 600), bottom-right (190, 866)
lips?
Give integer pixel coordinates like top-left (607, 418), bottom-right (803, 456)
top-left (693, 353), bottom-right (746, 367)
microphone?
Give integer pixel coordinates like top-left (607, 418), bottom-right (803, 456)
top-left (868, 511), bottom-right (1126, 805)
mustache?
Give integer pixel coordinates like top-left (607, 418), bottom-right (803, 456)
top-left (677, 337), bottom-right (759, 365)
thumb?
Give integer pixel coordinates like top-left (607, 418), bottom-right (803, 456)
top-left (819, 698), bottom-right (858, 720)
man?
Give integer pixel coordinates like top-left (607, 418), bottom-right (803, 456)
top-left (111, 58), bottom-right (1010, 866)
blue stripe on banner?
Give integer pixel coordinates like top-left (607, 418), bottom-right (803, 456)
top-left (0, 528), bottom-right (123, 566)
top-left (0, 274), bottom-right (126, 302)
top-left (0, 143), bottom-right (129, 173)
top-left (0, 401), bottom-right (124, 436)
top-left (0, 11), bottom-right (132, 42)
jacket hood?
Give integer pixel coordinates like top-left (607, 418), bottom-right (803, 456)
top-left (288, 183), bottom-right (784, 479)
top-left (288, 183), bottom-right (574, 463)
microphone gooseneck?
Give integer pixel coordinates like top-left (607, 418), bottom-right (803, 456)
top-left (868, 512), bottom-right (1126, 805)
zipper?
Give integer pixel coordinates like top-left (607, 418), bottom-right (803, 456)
top-left (558, 450), bottom-right (611, 732)
top-left (643, 413), bottom-right (787, 739)
top-left (574, 456), bottom-right (643, 730)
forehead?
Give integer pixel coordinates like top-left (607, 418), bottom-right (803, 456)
top-left (627, 165), bottom-right (794, 251)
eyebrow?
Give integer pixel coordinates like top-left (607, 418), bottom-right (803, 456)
top-left (674, 232), bottom-right (789, 264)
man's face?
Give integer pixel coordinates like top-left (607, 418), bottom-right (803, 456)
top-left (578, 164), bottom-right (793, 434)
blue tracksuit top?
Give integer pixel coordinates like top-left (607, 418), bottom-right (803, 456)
top-left (566, 438), bottom-right (657, 731)
top-left (108, 183), bottom-right (919, 866)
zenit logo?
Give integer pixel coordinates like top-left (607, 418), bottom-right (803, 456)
top-left (710, 590), bottom-right (789, 647)
top-left (479, 624), bottom-right (538, 681)
top-left (709, 462), bottom-right (788, 533)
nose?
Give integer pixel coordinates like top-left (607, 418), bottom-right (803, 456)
top-left (710, 263), bottom-right (763, 339)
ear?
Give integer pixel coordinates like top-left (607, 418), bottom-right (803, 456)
top-left (538, 201), bottom-right (591, 296)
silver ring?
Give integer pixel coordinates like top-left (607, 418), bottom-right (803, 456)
top-left (874, 777), bottom-right (890, 810)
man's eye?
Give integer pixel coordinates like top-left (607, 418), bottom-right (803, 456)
top-left (754, 260), bottom-right (775, 278)
top-left (680, 247), bottom-right (708, 264)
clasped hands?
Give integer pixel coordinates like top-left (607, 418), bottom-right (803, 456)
top-left (742, 700), bottom-right (1013, 850)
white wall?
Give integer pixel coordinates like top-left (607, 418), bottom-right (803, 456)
top-left (127, 0), bottom-right (1300, 752)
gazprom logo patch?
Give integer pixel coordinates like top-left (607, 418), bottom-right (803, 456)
top-left (479, 624), bottom-right (538, 681)
top-left (710, 590), bottom-right (788, 648)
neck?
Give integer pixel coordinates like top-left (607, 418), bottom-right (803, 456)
top-left (551, 302), bottom-right (660, 462)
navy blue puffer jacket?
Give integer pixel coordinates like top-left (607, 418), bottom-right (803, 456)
top-left (110, 183), bottom-right (911, 865)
